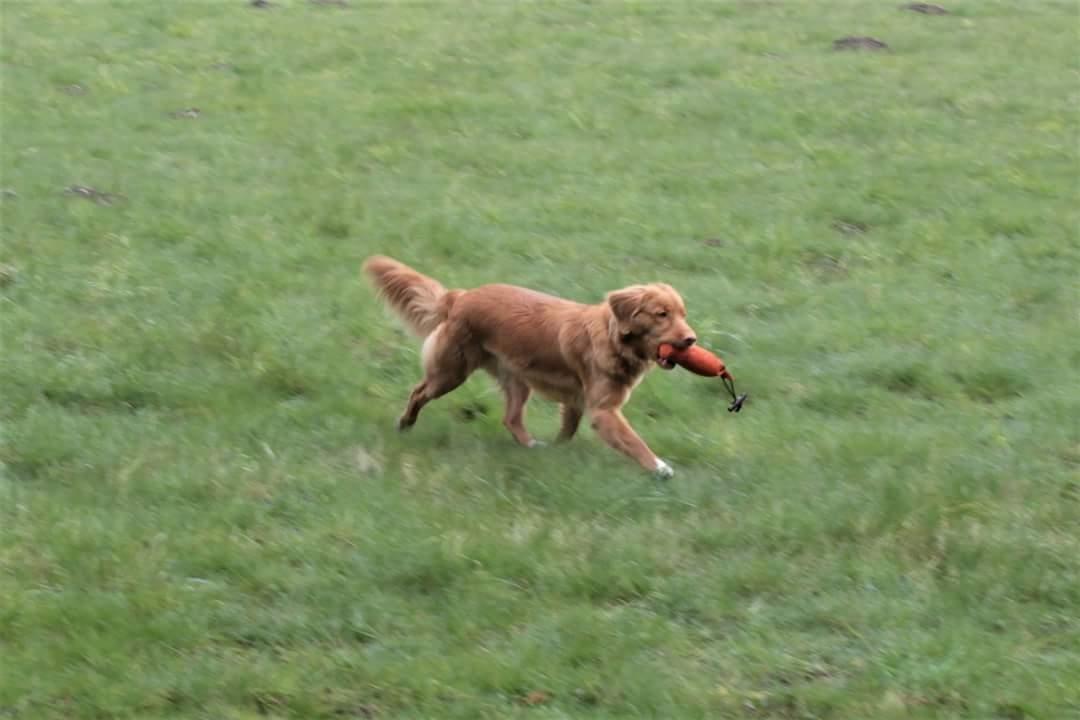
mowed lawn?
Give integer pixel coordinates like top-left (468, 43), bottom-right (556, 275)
top-left (2, 1), bottom-right (1078, 718)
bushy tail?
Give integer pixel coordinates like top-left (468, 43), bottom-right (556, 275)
top-left (362, 255), bottom-right (457, 338)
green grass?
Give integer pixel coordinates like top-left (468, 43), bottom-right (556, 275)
top-left (2, 1), bottom-right (1079, 717)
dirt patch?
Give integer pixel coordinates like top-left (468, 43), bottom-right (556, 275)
top-left (833, 36), bottom-right (889, 51)
top-left (65, 184), bottom-right (123, 205)
top-left (952, 367), bottom-right (1029, 404)
top-left (519, 690), bottom-right (553, 706)
top-left (904, 3), bottom-right (948, 14)
top-left (866, 364), bottom-right (941, 399)
top-left (170, 107), bottom-right (201, 119)
top-left (803, 252), bottom-right (848, 280)
top-left (250, 0), bottom-right (273, 8)
top-left (0, 264), bottom-right (17, 288)
top-left (832, 219), bottom-right (868, 235)
top-left (1058, 443), bottom-right (1080, 469)
top-left (1061, 480), bottom-right (1080, 504)
top-left (456, 401), bottom-right (489, 422)
top-left (61, 83), bottom-right (87, 95)
top-left (573, 688), bottom-right (600, 706)
top-left (251, 692), bottom-right (288, 715)
top-left (702, 237), bottom-right (726, 247)
top-left (257, 363), bottom-right (311, 398)
top-left (352, 447), bottom-right (382, 475)
top-left (42, 386), bottom-right (159, 414)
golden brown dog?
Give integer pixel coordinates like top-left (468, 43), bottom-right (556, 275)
top-left (362, 256), bottom-right (698, 477)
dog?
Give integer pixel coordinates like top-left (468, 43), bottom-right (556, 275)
top-left (362, 256), bottom-right (698, 478)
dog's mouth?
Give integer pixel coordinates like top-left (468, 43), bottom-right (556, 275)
top-left (657, 348), bottom-right (677, 370)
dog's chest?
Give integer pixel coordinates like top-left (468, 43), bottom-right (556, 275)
top-left (519, 368), bottom-right (581, 403)
top-left (486, 342), bottom-right (582, 403)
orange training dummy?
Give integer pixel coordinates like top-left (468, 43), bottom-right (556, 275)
top-left (658, 343), bottom-right (729, 378)
top-left (658, 343), bottom-right (748, 412)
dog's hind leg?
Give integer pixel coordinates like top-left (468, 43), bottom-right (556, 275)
top-left (398, 367), bottom-right (472, 430)
top-left (556, 402), bottom-right (584, 442)
top-left (397, 324), bottom-right (477, 430)
top-left (398, 380), bottom-right (436, 430)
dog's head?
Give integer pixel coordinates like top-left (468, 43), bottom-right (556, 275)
top-left (606, 283), bottom-right (697, 369)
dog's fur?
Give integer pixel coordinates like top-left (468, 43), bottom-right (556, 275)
top-left (362, 255), bottom-right (697, 476)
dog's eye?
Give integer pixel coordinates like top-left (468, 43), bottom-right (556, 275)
top-left (656, 310), bottom-right (668, 318)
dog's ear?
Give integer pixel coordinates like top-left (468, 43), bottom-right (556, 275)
top-left (606, 285), bottom-right (647, 336)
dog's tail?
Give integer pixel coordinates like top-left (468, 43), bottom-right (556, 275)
top-left (362, 255), bottom-right (459, 338)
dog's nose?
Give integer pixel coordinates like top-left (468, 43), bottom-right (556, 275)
top-left (681, 336), bottom-right (697, 349)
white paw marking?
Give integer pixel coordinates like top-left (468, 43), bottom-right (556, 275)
top-left (653, 458), bottom-right (674, 479)
top-left (527, 439), bottom-right (547, 449)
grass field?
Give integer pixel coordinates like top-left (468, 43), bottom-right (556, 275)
top-left (2, 1), bottom-right (1079, 718)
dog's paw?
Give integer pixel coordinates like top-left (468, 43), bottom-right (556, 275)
top-left (653, 458), bottom-right (675, 480)
top-left (527, 439), bottom-right (547, 449)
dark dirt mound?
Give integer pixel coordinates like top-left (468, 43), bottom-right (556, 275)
top-left (65, 185), bottom-right (123, 206)
top-left (833, 36), bottom-right (889, 51)
top-left (833, 220), bottom-right (869, 235)
top-left (904, 3), bottom-right (949, 15)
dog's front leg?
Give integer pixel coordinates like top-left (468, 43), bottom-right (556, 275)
top-left (589, 408), bottom-right (673, 479)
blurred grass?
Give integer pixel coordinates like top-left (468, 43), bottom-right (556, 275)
top-left (1, 1), bottom-right (1078, 718)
